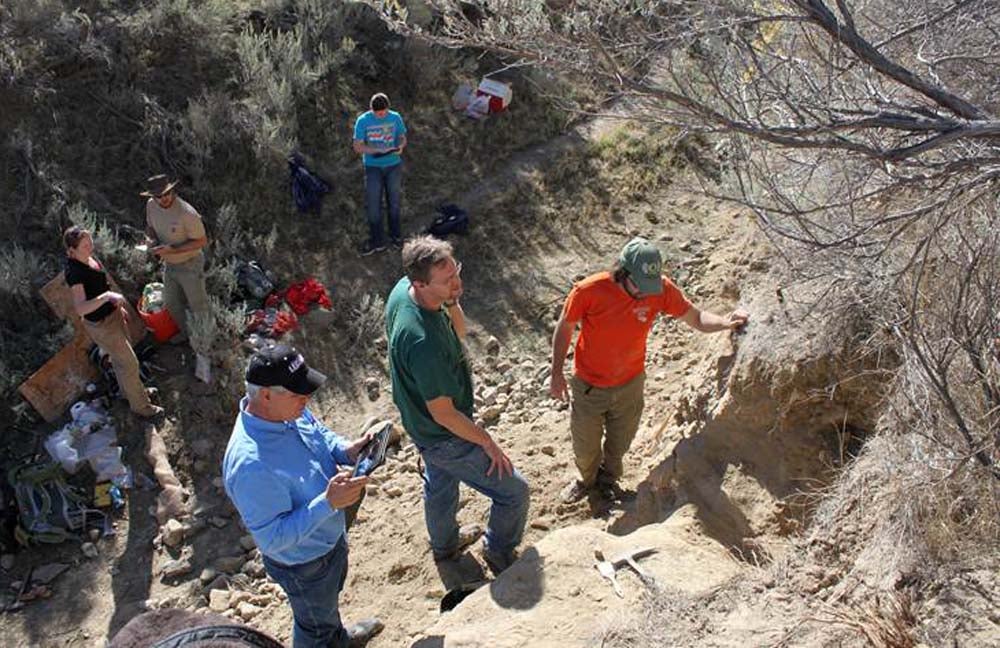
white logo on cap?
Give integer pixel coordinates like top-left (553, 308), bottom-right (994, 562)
top-left (288, 354), bottom-right (305, 373)
top-left (640, 261), bottom-right (661, 275)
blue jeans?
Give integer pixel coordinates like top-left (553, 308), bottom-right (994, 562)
top-left (420, 437), bottom-right (530, 560)
top-left (261, 537), bottom-right (349, 648)
top-left (364, 163), bottom-right (402, 246)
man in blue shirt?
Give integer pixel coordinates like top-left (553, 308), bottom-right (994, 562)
top-left (223, 344), bottom-right (382, 648)
top-left (353, 92), bottom-right (407, 256)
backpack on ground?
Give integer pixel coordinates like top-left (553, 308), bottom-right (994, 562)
top-left (288, 153), bottom-right (331, 214)
top-left (9, 461), bottom-right (107, 546)
top-left (235, 260), bottom-right (277, 307)
top-left (426, 204), bottom-right (469, 238)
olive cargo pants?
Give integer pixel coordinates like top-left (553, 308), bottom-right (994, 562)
top-left (569, 372), bottom-right (645, 485)
top-left (162, 253), bottom-right (209, 336)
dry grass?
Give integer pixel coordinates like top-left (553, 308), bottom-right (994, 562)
top-left (816, 593), bottom-right (917, 648)
top-left (341, 291), bottom-right (386, 361)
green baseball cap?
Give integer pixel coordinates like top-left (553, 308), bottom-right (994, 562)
top-left (619, 237), bottom-right (663, 295)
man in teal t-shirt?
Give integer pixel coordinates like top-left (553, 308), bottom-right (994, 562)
top-left (385, 235), bottom-right (529, 574)
top-left (353, 92), bottom-right (407, 256)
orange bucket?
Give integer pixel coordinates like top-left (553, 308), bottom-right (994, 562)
top-left (139, 307), bottom-right (180, 343)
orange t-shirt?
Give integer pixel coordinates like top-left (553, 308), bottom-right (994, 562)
top-left (562, 272), bottom-right (691, 387)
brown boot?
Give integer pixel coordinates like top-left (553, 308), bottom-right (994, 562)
top-left (134, 405), bottom-right (165, 420)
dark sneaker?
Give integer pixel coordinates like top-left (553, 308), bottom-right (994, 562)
top-left (560, 479), bottom-right (590, 504)
top-left (390, 236), bottom-right (404, 248)
top-left (596, 480), bottom-right (636, 502)
top-left (433, 523), bottom-right (485, 562)
top-left (359, 240), bottom-right (387, 257)
top-left (440, 581), bottom-right (488, 613)
top-left (347, 618), bottom-right (384, 647)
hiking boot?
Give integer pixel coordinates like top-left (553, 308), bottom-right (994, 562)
top-left (595, 468), bottom-right (635, 502)
top-left (482, 547), bottom-right (517, 576)
top-left (359, 240), bottom-right (387, 257)
top-left (440, 581), bottom-right (488, 613)
top-left (595, 480), bottom-right (636, 503)
top-left (433, 523), bottom-right (485, 562)
top-left (560, 479), bottom-right (591, 504)
top-left (347, 618), bottom-right (384, 647)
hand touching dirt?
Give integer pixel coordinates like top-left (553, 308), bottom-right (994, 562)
top-left (727, 308), bottom-right (749, 331)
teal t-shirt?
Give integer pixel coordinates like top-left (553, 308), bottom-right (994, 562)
top-left (385, 277), bottom-right (473, 448)
top-left (353, 110), bottom-right (406, 167)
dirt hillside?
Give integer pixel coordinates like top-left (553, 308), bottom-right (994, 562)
top-left (0, 138), bottom-right (777, 647)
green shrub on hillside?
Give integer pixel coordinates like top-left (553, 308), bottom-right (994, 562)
top-left (66, 202), bottom-right (151, 285)
top-left (235, 0), bottom-right (356, 159)
top-left (0, 0), bottom-right (575, 416)
top-left (0, 244), bottom-right (50, 303)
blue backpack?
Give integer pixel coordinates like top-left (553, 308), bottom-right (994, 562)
top-left (426, 204), bottom-right (469, 238)
top-left (288, 154), bottom-right (331, 214)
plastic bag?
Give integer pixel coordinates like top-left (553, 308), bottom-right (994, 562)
top-left (90, 446), bottom-right (127, 482)
top-left (44, 428), bottom-right (81, 473)
top-left (452, 82), bottom-right (474, 110)
top-left (465, 94), bottom-right (490, 120)
top-left (140, 283), bottom-right (166, 313)
top-left (195, 353), bottom-right (212, 384)
top-left (70, 400), bottom-right (108, 430)
top-left (77, 425), bottom-right (117, 460)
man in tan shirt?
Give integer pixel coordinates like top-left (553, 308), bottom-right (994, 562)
top-left (142, 174), bottom-right (210, 342)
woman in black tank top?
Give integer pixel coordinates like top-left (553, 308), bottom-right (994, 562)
top-left (63, 226), bottom-right (163, 419)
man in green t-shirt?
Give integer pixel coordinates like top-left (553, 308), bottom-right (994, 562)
top-left (385, 236), bottom-right (529, 574)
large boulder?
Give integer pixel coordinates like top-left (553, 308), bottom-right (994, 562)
top-left (416, 508), bottom-right (738, 647)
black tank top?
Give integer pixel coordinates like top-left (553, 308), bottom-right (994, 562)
top-left (65, 257), bottom-right (114, 322)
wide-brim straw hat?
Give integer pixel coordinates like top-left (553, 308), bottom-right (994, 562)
top-left (139, 174), bottom-right (180, 198)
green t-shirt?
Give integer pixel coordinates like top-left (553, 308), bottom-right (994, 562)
top-left (385, 277), bottom-right (474, 448)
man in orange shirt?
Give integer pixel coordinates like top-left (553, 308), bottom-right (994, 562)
top-left (549, 238), bottom-right (749, 503)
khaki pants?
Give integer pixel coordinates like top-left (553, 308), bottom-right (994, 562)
top-left (84, 308), bottom-right (154, 415)
top-left (569, 372), bottom-right (645, 485)
top-left (163, 253), bottom-right (209, 335)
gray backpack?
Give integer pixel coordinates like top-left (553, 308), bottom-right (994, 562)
top-left (10, 462), bottom-right (106, 545)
